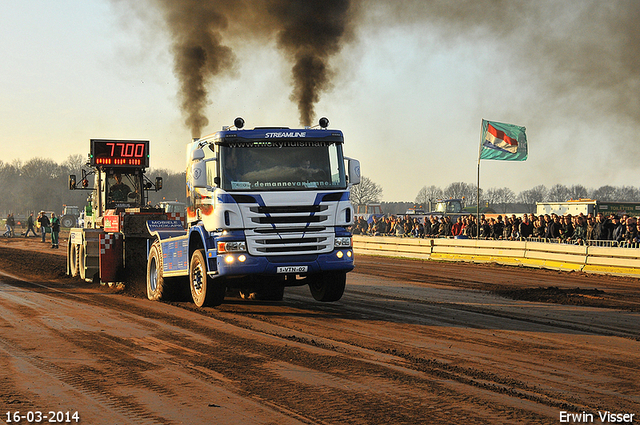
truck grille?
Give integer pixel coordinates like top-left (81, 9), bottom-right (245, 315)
top-left (242, 202), bottom-right (335, 256)
top-left (253, 215), bottom-right (326, 224)
top-left (251, 205), bottom-right (324, 214)
top-left (253, 226), bottom-right (326, 234)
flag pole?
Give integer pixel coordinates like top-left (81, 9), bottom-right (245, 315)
top-left (477, 119), bottom-right (484, 240)
top-left (477, 158), bottom-right (480, 240)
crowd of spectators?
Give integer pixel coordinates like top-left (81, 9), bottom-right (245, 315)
top-left (350, 212), bottom-right (640, 246)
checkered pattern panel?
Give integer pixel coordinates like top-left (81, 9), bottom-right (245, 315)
top-left (167, 212), bottom-right (186, 225)
top-left (100, 233), bottom-right (120, 254)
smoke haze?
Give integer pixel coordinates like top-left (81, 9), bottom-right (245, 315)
top-left (266, 0), bottom-right (354, 126)
top-left (365, 0), bottom-right (640, 125)
top-left (154, 1), bottom-right (235, 137)
top-left (148, 0), bottom-right (638, 135)
top-left (150, 0), bottom-right (355, 134)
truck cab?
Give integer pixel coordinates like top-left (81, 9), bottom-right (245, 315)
top-left (146, 118), bottom-right (361, 307)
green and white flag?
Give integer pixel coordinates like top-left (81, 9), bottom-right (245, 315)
top-left (479, 119), bottom-right (527, 161)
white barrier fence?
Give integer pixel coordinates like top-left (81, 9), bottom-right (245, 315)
top-left (353, 236), bottom-right (640, 278)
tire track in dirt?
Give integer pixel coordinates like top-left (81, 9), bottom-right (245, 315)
top-left (0, 273), bottom-right (553, 424)
top-left (1, 240), bottom-right (639, 423)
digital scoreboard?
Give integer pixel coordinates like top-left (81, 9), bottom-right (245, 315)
top-left (90, 139), bottom-right (150, 167)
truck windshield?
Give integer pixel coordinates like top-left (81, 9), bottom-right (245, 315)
top-left (219, 141), bottom-right (346, 191)
top-left (107, 172), bottom-right (142, 208)
top-left (435, 201), bottom-right (462, 213)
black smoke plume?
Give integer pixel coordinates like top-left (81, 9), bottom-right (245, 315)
top-left (155, 1), bottom-right (235, 137)
top-left (267, 0), bottom-right (354, 126)
top-left (151, 0), bottom-right (354, 133)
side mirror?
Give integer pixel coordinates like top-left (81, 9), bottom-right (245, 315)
top-left (155, 177), bottom-right (163, 191)
top-left (80, 169), bottom-right (90, 188)
top-left (69, 175), bottom-right (76, 190)
top-left (347, 158), bottom-right (361, 185)
top-left (190, 161), bottom-right (208, 189)
top-left (191, 148), bottom-right (205, 161)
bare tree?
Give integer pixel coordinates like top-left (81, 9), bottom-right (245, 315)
top-left (546, 184), bottom-right (571, 202)
top-left (518, 185), bottom-right (547, 204)
top-left (484, 188), bottom-right (500, 205)
top-left (590, 185), bottom-right (616, 201)
top-left (568, 184), bottom-right (589, 200)
top-left (350, 176), bottom-right (383, 207)
top-left (614, 186), bottom-right (640, 202)
top-left (518, 185), bottom-right (548, 212)
top-left (147, 168), bottom-right (187, 205)
top-left (444, 182), bottom-right (479, 205)
top-left (485, 187), bottom-right (516, 213)
top-left (62, 154), bottom-right (88, 173)
top-left (415, 185), bottom-right (443, 206)
top-left (0, 161), bottom-right (21, 214)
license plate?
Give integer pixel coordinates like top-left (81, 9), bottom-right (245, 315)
top-left (277, 266), bottom-right (308, 273)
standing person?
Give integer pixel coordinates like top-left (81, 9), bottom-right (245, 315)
top-left (24, 213), bottom-right (37, 237)
top-left (38, 211), bottom-right (50, 243)
top-left (593, 213), bottom-right (605, 241)
top-left (611, 216), bottom-right (625, 243)
top-left (585, 216), bottom-right (596, 241)
top-left (545, 214), bottom-right (561, 240)
top-left (603, 214), bottom-right (616, 240)
top-left (451, 216), bottom-right (464, 237)
top-left (429, 216), bottom-right (440, 237)
top-left (50, 212), bottom-right (60, 249)
top-left (520, 214), bottom-right (533, 239)
top-left (623, 220), bottom-right (638, 246)
top-left (503, 216), bottom-right (512, 240)
top-left (560, 215), bottom-right (574, 241)
top-left (571, 215), bottom-right (588, 245)
top-left (2, 214), bottom-right (11, 237)
top-left (7, 214), bottom-right (16, 237)
top-left (422, 217), bottom-right (431, 237)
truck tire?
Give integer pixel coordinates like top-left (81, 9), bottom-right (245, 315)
top-left (61, 215), bottom-right (75, 228)
top-left (189, 249), bottom-right (225, 307)
top-left (308, 271), bottom-right (346, 302)
top-left (69, 243), bottom-right (79, 277)
top-left (79, 244), bottom-right (86, 280)
top-left (147, 242), bottom-right (169, 301)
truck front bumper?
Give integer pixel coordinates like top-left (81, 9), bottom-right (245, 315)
top-left (208, 249), bottom-right (354, 277)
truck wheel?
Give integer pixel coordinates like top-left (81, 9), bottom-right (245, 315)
top-left (147, 242), bottom-right (169, 301)
top-left (190, 249), bottom-right (225, 307)
top-left (308, 271), bottom-right (346, 302)
top-left (61, 215), bottom-right (75, 228)
top-left (79, 244), bottom-right (86, 280)
top-left (69, 243), bottom-right (79, 277)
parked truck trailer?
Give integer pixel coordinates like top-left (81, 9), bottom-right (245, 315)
top-left (536, 199), bottom-right (640, 217)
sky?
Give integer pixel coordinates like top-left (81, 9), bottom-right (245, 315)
top-left (1, 0), bottom-right (639, 202)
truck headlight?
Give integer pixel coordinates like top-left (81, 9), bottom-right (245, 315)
top-left (217, 241), bottom-right (247, 253)
top-left (334, 236), bottom-right (352, 248)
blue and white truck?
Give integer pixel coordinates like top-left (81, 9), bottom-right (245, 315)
top-left (146, 117), bottom-right (361, 307)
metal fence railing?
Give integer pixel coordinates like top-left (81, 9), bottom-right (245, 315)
top-left (352, 231), bottom-right (640, 249)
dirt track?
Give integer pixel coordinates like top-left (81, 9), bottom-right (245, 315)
top-left (0, 236), bottom-right (639, 424)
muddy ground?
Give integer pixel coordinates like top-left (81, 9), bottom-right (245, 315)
top-left (0, 235), bottom-right (638, 424)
